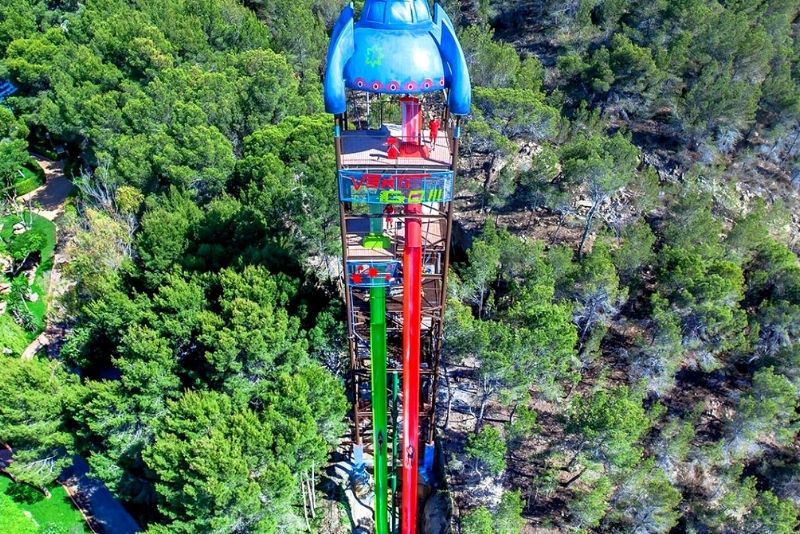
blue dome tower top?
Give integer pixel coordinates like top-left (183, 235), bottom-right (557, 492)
top-left (360, 0), bottom-right (432, 27)
top-left (323, 1), bottom-right (472, 115)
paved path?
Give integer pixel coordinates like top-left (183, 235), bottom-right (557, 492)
top-left (19, 158), bottom-right (73, 221)
top-left (326, 450), bottom-right (375, 533)
top-left (21, 333), bottom-right (49, 361)
top-left (17, 156), bottom-right (73, 359)
top-left (60, 456), bottom-right (141, 534)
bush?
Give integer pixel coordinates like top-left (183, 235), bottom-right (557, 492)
top-left (462, 507), bottom-right (493, 534)
top-left (0, 314), bottom-right (30, 354)
top-left (461, 492), bottom-right (525, 534)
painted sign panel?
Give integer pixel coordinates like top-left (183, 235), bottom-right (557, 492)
top-left (339, 170), bottom-right (453, 204)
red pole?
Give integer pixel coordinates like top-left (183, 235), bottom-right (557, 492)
top-left (401, 203), bottom-right (422, 534)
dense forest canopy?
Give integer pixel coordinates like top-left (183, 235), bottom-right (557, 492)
top-left (0, 0), bottom-right (798, 532)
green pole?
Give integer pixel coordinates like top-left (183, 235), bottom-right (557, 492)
top-left (391, 372), bottom-right (400, 534)
top-left (368, 202), bottom-right (389, 534)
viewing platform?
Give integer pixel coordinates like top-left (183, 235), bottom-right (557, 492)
top-left (339, 124), bottom-right (452, 169)
top-left (343, 216), bottom-right (447, 263)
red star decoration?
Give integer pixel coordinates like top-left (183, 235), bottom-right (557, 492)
top-left (352, 273), bottom-right (363, 284)
top-left (368, 267), bottom-right (379, 278)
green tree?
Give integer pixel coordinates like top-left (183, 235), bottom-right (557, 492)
top-left (197, 266), bottom-right (307, 392)
top-left (628, 295), bottom-right (685, 395)
top-left (77, 376), bottom-right (167, 507)
top-left (8, 227), bottom-right (44, 273)
top-left (571, 243), bottom-right (623, 359)
top-left (0, 0), bottom-right (41, 51)
top-left (472, 87), bottom-right (561, 145)
top-left (0, 357), bottom-right (77, 493)
top-left (460, 223), bottom-right (503, 318)
top-left (681, 60), bottom-right (760, 142)
top-left (257, 0), bottom-right (326, 79)
top-left (465, 426), bottom-right (507, 477)
top-left (607, 33), bottom-right (661, 95)
top-left (238, 114), bottom-right (339, 269)
top-left (744, 490), bottom-right (799, 534)
top-left (506, 404), bottom-right (540, 455)
top-left (753, 299), bottom-right (800, 357)
top-left (761, 344), bottom-right (800, 396)
top-left (568, 475), bottom-right (612, 531)
top-left (745, 239), bottom-right (800, 306)
top-left (653, 416), bottom-right (695, 482)
top-left (461, 507), bottom-right (493, 534)
top-left (0, 138), bottom-right (28, 188)
top-left (136, 187), bottom-right (203, 289)
top-left (144, 390), bottom-right (297, 533)
top-left (495, 490), bottom-right (525, 533)
top-left (568, 386), bottom-right (650, 471)
top-left (460, 25), bottom-right (544, 92)
top-left (723, 367), bottom-right (798, 460)
top-left (611, 220), bottom-right (656, 282)
top-left (606, 459), bottom-right (681, 533)
top-left (517, 144), bottom-right (560, 221)
top-left (560, 132), bottom-right (639, 256)
top-left (656, 245), bottom-right (747, 369)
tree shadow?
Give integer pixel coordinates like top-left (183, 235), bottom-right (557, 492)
top-left (8, 482), bottom-right (45, 504)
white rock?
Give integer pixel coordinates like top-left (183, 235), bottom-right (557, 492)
top-left (26, 292), bottom-right (39, 302)
top-left (0, 283), bottom-right (10, 294)
top-left (2, 347), bottom-right (12, 355)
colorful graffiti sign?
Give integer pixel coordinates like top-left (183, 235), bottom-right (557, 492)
top-left (339, 170), bottom-right (453, 205)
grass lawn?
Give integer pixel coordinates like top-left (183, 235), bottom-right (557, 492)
top-left (14, 164), bottom-right (45, 196)
top-left (0, 213), bottom-right (57, 267)
top-left (0, 213), bottom-right (57, 352)
top-left (0, 476), bottom-right (88, 533)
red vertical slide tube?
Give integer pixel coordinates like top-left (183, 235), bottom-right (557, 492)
top-left (402, 203), bottom-right (422, 534)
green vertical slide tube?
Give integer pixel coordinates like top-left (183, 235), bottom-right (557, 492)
top-left (368, 201), bottom-right (389, 534)
top-left (370, 284), bottom-right (389, 534)
top-left (391, 372), bottom-right (400, 534)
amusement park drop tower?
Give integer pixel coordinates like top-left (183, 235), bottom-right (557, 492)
top-left (324, 1), bottom-right (471, 532)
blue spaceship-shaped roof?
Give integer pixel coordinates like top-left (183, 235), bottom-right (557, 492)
top-left (324, 1), bottom-right (472, 115)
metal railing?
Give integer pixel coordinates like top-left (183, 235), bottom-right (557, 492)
top-left (346, 259), bottom-right (402, 288)
top-left (339, 128), bottom-right (453, 168)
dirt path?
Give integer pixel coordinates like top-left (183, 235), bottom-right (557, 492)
top-left (18, 157), bottom-right (73, 360)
